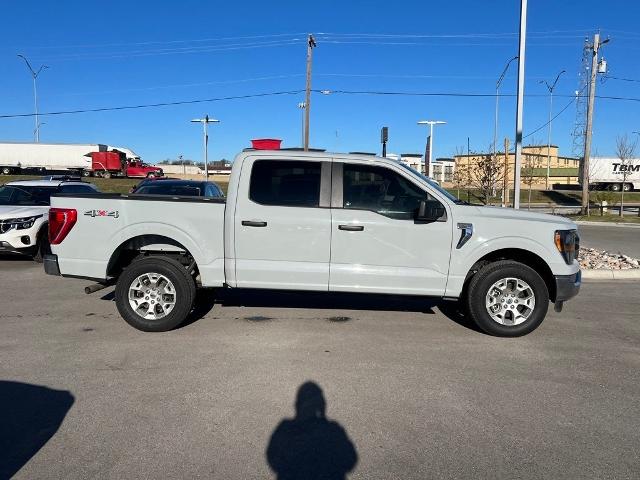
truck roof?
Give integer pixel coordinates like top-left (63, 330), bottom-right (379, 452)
top-left (0, 141), bottom-right (107, 147)
top-left (233, 149), bottom-right (407, 168)
top-left (6, 179), bottom-right (90, 187)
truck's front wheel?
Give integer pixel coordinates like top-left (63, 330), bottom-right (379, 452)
top-left (465, 260), bottom-right (549, 337)
top-left (115, 256), bottom-right (196, 332)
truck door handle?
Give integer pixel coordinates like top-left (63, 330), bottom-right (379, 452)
top-left (241, 220), bottom-right (267, 227)
top-left (338, 224), bottom-right (364, 231)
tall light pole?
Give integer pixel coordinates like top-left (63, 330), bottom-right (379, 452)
top-left (512, 0), bottom-right (528, 210)
top-left (417, 120), bottom-right (446, 177)
top-left (540, 70), bottom-right (566, 190)
top-left (297, 102), bottom-right (306, 148)
top-left (494, 56), bottom-right (518, 158)
top-left (17, 54), bottom-right (48, 143)
top-left (190, 115), bottom-right (220, 182)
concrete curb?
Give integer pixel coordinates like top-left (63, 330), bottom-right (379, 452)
top-left (582, 269), bottom-right (640, 280)
top-left (576, 220), bottom-right (640, 229)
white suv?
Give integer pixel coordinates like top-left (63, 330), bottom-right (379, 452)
top-left (0, 177), bottom-right (98, 261)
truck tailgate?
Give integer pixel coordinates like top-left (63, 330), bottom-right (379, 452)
top-left (49, 194), bottom-right (226, 285)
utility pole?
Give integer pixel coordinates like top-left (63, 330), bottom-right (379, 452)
top-left (512, 0), bottom-right (528, 209)
top-left (304, 34), bottom-right (316, 151)
top-left (503, 137), bottom-right (510, 206)
top-left (581, 33), bottom-right (609, 215)
top-left (540, 70), bottom-right (566, 190)
top-left (190, 115), bottom-right (220, 182)
top-left (17, 54), bottom-right (48, 143)
top-left (297, 102), bottom-right (306, 148)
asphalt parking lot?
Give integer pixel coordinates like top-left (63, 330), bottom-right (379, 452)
top-left (1, 258), bottom-right (639, 479)
top-left (579, 223), bottom-right (640, 258)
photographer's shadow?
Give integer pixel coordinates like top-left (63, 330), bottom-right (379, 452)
top-left (266, 382), bottom-right (358, 480)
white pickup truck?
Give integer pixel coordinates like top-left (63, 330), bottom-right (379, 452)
top-left (44, 150), bottom-right (581, 336)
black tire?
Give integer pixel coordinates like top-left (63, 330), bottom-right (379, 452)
top-left (465, 260), bottom-right (549, 337)
top-left (623, 183), bottom-right (632, 192)
top-left (115, 256), bottom-right (196, 332)
top-left (32, 226), bottom-right (50, 263)
top-left (82, 169), bottom-right (92, 177)
top-left (1, 167), bottom-right (12, 175)
top-left (609, 183), bottom-right (621, 192)
top-left (146, 172), bottom-right (155, 178)
top-left (102, 171), bottom-right (112, 179)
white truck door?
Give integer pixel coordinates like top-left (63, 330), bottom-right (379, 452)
top-left (233, 157), bottom-right (332, 290)
top-left (329, 162), bottom-right (452, 296)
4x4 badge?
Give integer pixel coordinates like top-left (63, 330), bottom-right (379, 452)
top-left (84, 209), bottom-right (119, 218)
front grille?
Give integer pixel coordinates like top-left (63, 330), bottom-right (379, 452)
top-left (0, 221), bottom-right (13, 234)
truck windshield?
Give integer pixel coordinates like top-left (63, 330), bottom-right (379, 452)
top-left (396, 162), bottom-right (466, 204)
top-left (0, 185), bottom-right (56, 206)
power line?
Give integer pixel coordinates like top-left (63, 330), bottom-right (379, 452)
top-left (0, 90), bottom-right (305, 119)
top-left (604, 75), bottom-right (640, 84)
top-left (2, 88), bottom-right (637, 120)
top-left (7, 33), bottom-right (308, 51)
top-left (523, 89), bottom-right (584, 139)
top-left (31, 39), bottom-right (304, 61)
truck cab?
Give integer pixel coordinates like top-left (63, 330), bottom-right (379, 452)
top-left (45, 150), bottom-right (581, 337)
top-left (125, 160), bottom-right (163, 178)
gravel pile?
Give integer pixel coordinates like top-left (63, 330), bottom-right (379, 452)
top-left (579, 247), bottom-right (640, 270)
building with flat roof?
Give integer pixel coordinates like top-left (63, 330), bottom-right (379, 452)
top-left (453, 145), bottom-right (579, 188)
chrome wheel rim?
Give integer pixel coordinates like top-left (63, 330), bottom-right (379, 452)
top-left (485, 277), bottom-right (536, 326)
top-left (128, 272), bottom-right (176, 320)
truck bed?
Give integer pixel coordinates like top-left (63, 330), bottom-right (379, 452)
top-left (49, 193), bottom-right (226, 285)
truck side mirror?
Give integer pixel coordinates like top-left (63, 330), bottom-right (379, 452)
top-left (415, 199), bottom-right (446, 222)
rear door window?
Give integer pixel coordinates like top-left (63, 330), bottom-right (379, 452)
top-left (249, 160), bottom-right (321, 207)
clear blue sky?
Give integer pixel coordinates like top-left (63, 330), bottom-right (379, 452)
top-left (1, 0), bottom-right (638, 163)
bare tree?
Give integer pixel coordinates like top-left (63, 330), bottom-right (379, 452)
top-left (452, 145), bottom-right (470, 199)
top-left (470, 152), bottom-right (505, 205)
top-left (615, 134), bottom-right (638, 217)
top-left (521, 146), bottom-right (542, 210)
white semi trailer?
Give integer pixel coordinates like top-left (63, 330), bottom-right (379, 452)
top-left (0, 142), bottom-right (107, 175)
top-left (582, 157), bottom-right (640, 191)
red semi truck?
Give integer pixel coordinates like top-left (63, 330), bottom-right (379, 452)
top-left (88, 151), bottom-right (163, 178)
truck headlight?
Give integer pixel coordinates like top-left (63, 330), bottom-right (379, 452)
top-left (554, 229), bottom-right (580, 265)
top-left (0, 214), bottom-right (43, 232)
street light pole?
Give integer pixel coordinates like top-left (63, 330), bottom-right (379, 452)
top-left (191, 115), bottom-right (220, 182)
top-left (417, 120), bottom-right (446, 177)
top-left (512, 0), bottom-right (528, 210)
top-left (540, 70), bottom-right (566, 190)
top-left (17, 54), bottom-right (48, 143)
top-left (494, 56), bottom-right (518, 159)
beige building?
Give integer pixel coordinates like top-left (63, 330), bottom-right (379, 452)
top-left (452, 145), bottom-right (580, 189)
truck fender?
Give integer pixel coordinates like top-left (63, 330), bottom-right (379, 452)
top-left (446, 236), bottom-right (558, 299)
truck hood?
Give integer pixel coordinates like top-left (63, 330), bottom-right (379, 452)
top-left (461, 205), bottom-right (577, 229)
top-left (0, 205), bottom-right (49, 219)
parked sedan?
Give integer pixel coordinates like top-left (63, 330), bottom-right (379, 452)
top-left (130, 179), bottom-right (224, 198)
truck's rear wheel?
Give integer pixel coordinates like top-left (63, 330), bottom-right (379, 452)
top-left (82, 169), bottom-right (92, 177)
top-left (465, 260), bottom-right (549, 337)
top-left (610, 183), bottom-right (622, 192)
top-left (1, 167), bottom-right (12, 175)
top-left (115, 256), bottom-right (196, 332)
top-left (623, 183), bottom-right (632, 192)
